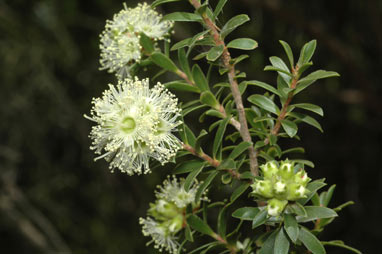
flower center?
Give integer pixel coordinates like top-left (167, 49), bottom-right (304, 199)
top-left (155, 119), bottom-right (168, 135)
top-left (120, 116), bottom-right (136, 133)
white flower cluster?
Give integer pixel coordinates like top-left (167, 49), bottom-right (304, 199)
top-left (100, 2), bottom-right (173, 78)
top-left (140, 177), bottom-right (204, 254)
top-left (86, 78), bottom-right (181, 175)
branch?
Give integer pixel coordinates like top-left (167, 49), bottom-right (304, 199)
top-left (190, 0), bottom-right (258, 176)
top-left (263, 68), bottom-right (299, 146)
top-left (182, 143), bottom-right (242, 180)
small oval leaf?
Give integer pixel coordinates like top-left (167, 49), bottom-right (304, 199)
top-left (227, 38), bottom-right (258, 50)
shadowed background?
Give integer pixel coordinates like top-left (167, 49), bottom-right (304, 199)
top-left (0, 0), bottom-right (380, 253)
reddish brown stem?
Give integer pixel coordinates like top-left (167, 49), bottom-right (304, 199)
top-left (190, 0), bottom-right (258, 176)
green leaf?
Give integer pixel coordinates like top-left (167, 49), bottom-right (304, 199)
top-left (184, 162), bottom-right (205, 191)
top-left (258, 229), bottom-right (278, 254)
top-left (182, 104), bottom-right (208, 117)
top-left (171, 38), bottom-right (192, 51)
top-left (151, 0), bottom-right (181, 8)
top-left (291, 103), bottom-right (324, 116)
top-left (228, 141), bottom-right (252, 160)
top-left (291, 159), bottom-right (315, 168)
top-left (281, 119), bottom-right (298, 137)
top-left (284, 214), bottom-right (299, 243)
top-left (281, 147), bottom-right (305, 155)
top-left (221, 172), bottom-right (232, 184)
top-left (239, 172), bottom-right (256, 181)
top-left (227, 38), bottom-right (258, 50)
top-left (173, 160), bottom-right (204, 174)
top-left (298, 180), bottom-right (327, 205)
top-left (321, 241), bottom-right (362, 254)
top-left (299, 227), bottom-right (326, 254)
top-left (298, 70), bottom-right (340, 83)
top-left (221, 14), bottom-right (250, 38)
top-left (217, 158), bottom-right (235, 170)
top-left (183, 124), bottom-right (196, 146)
top-left (187, 215), bottom-right (214, 236)
top-left (200, 91), bottom-right (219, 109)
top-left (288, 203), bottom-right (307, 217)
top-left (252, 208), bottom-right (267, 229)
top-left (187, 30), bottom-right (210, 56)
top-left (269, 56), bottom-right (292, 75)
top-left (205, 109), bottom-right (224, 118)
top-left (320, 184), bottom-right (336, 206)
top-left (192, 64), bottom-right (209, 92)
top-left (297, 40), bottom-right (317, 67)
top-left (195, 171), bottom-right (219, 203)
top-left (230, 183), bottom-right (250, 203)
top-left (213, 0), bottom-right (228, 19)
top-left (194, 129), bottom-right (208, 154)
top-left (213, 117), bottom-right (230, 158)
top-left (163, 12), bottom-right (202, 22)
top-left (269, 56), bottom-right (291, 82)
top-left (279, 40), bottom-right (294, 67)
top-left (150, 52), bottom-right (179, 72)
top-left (185, 224), bottom-right (194, 242)
top-left (248, 94), bottom-right (279, 114)
top-left (264, 65), bottom-right (293, 76)
top-left (164, 81), bottom-right (200, 93)
top-left (289, 112), bottom-right (323, 132)
top-left (274, 228), bottom-right (290, 254)
top-left (188, 242), bottom-right (219, 254)
top-left (206, 45), bottom-right (224, 61)
top-left (217, 205), bottom-right (229, 237)
top-left (295, 70), bottom-right (339, 95)
top-left (232, 207), bottom-right (260, 220)
top-left (297, 61), bottom-right (313, 76)
top-left (178, 48), bottom-right (192, 79)
top-left (246, 80), bottom-right (281, 97)
top-left (297, 206), bottom-right (338, 223)
top-left (139, 33), bottom-right (154, 53)
top-left (231, 54), bottom-right (249, 65)
top-left (333, 200), bottom-right (354, 212)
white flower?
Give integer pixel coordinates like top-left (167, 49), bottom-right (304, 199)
top-left (139, 217), bottom-right (180, 254)
top-left (140, 176), bottom-right (208, 253)
top-left (155, 176), bottom-right (204, 209)
top-left (125, 3), bottom-right (173, 40)
top-left (99, 3), bottom-right (173, 78)
top-left (85, 78), bottom-right (181, 175)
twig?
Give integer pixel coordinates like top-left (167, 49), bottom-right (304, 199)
top-left (182, 143), bottom-right (244, 180)
top-left (263, 67), bottom-right (299, 146)
top-left (212, 232), bottom-right (238, 254)
top-left (189, 0), bottom-right (258, 176)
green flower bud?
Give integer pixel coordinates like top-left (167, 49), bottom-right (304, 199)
top-left (251, 180), bottom-right (273, 198)
top-left (267, 198), bottom-right (288, 216)
top-left (167, 214), bottom-right (184, 233)
top-left (294, 170), bottom-right (311, 185)
top-left (148, 199), bottom-right (179, 220)
top-left (261, 161), bottom-right (279, 179)
top-left (278, 160), bottom-right (294, 180)
top-left (273, 180), bottom-right (287, 196)
top-left (287, 183), bottom-right (309, 201)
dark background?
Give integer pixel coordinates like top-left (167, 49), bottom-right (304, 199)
top-left (0, 0), bottom-right (380, 253)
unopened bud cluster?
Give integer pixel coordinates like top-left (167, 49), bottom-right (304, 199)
top-left (100, 3), bottom-right (173, 78)
top-left (251, 160), bottom-right (311, 216)
top-left (140, 177), bottom-right (206, 254)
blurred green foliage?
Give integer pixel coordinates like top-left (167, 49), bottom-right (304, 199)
top-left (0, 0), bottom-right (380, 253)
